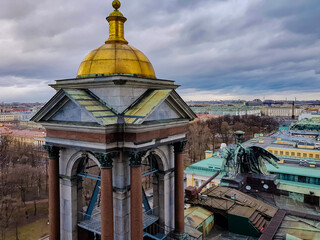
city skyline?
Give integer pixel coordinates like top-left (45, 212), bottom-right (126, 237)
top-left (0, 0), bottom-right (320, 102)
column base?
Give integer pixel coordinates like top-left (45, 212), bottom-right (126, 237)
top-left (172, 232), bottom-right (187, 239)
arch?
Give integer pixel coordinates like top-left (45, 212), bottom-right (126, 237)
top-left (66, 151), bottom-right (100, 177)
top-left (143, 147), bottom-right (169, 171)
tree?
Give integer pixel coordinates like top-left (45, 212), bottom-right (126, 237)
top-left (0, 198), bottom-right (16, 240)
top-left (186, 119), bottom-right (212, 163)
top-left (220, 121), bottom-right (231, 144)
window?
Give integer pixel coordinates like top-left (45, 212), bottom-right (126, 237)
top-left (281, 174), bottom-right (290, 180)
top-left (297, 153), bottom-right (301, 157)
top-left (194, 180), bottom-right (199, 187)
top-left (309, 154), bottom-right (313, 158)
top-left (303, 153), bottom-right (307, 157)
top-left (269, 150), bottom-right (273, 154)
top-left (280, 151), bottom-right (284, 155)
top-left (298, 176), bottom-right (306, 183)
top-left (285, 152), bottom-right (289, 156)
top-left (291, 152), bottom-right (295, 156)
top-left (316, 154), bottom-right (320, 159)
top-left (275, 151), bottom-right (278, 154)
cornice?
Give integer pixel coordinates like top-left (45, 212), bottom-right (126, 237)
top-left (50, 76), bottom-right (179, 90)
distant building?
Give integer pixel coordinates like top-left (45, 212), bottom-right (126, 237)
top-left (245, 99), bottom-right (263, 106)
top-left (196, 114), bottom-right (222, 120)
top-left (262, 106), bottom-right (303, 117)
top-left (17, 111), bottom-right (36, 121)
top-left (0, 125), bottom-right (46, 147)
top-left (291, 115), bottom-right (320, 131)
top-left (0, 112), bottom-right (19, 122)
top-left (191, 105), bottom-right (261, 116)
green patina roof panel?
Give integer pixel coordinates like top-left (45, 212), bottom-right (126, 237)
top-left (123, 89), bottom-right (172, 124)
top-left (184, 156), bottom-right (224, 177)
top-left (64, 89), bottom-right (118, 125)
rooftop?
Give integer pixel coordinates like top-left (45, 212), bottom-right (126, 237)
top-left (184, 154), bottom-right (224, 177)
top-left (0, 126), bottom-right (45, 138)
top-left (266, 163), bottom-right (320, 178)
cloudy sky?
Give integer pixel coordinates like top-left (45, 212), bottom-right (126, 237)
top-left (1, 0), bottom-right (320, 102)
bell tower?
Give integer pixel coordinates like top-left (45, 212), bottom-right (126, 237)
top-left (32, 1), bottom-right (196, 239)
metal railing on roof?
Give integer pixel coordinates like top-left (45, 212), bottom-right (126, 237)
top-left (77, 207), bottom-right (160, 235)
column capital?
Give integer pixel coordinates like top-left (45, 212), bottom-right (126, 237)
top-left (43, 145), bottom-right (60, 159)
top-left (128, 151), bottom-right (146, 167)
top-left (94, 152), bottom-right (118, 169)
top-left (173, 141), bottom-right (187, 154)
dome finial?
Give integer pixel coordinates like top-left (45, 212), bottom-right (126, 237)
top-left (112, 0), bottom-right (121, 10)
top-left (105, 0), bottom-right (128, 44)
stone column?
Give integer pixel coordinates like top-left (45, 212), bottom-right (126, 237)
top-left (173, 142), bottom-right (186, 237)
top-left (129, 151), bottom-right (145, 240)
top-left (60, 177), bottom-right (78, 240)
top-left (113, 151), bottom-right (130, 239)
top-left (95, 153), bottom-right (116, 240)
top-left (44, 145), bottom-right (60, 240)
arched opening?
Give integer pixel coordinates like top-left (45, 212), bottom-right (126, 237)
top-left (65, 152), bottom-right (102, 240)
top-left (142, 150), bottom-right (173, 238)
top-left (76, 154), bottom-right (101, 219)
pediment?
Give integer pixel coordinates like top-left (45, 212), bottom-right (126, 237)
top-left (31, 89), bottom-right (118, 126)
top-left (144, 100), bottom-right (181, 122)
top-left (32, 88), bottom-right (196, 126)
top-left (123, 89), bottom-right (196, 124)
top-left (50, 99), bottom-right (96, 123)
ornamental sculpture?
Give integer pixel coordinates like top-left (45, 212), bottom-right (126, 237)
top-left (221, 131), bottom-right (279, 177)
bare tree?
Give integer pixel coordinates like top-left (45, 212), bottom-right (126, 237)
top-left (0, 198), bottom-right (16, 239)
top-left (186, 119), bottom-right (212, 163)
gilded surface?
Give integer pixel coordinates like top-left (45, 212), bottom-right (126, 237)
top-left (124, 89), bottom-right (172, 124)
top-left (64, 89), bottom-right (118, 125)
top-left (76, 0), bottom-right (156, 79)
top-left (77, 43), bottom-right (156, 79)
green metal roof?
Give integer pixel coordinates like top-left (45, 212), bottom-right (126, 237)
top-left (184, 156), bottom-right (224, 177)
top-left (64, 89), bottom-right (118, 125)
top-left (266, 163), bottom-right (320, 178)
top-left (123, 89), bottom-right (172, 124)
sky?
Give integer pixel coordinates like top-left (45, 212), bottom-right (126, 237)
top-left (0, 0), bottom-right (320, 102)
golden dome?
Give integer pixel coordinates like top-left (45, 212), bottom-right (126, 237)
top-left (77, 0), bottom-right (156, 79)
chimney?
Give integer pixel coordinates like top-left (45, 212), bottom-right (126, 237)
top-left (205, 150), bottom-right (213, 159)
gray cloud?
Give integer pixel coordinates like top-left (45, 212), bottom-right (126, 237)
top-left (0, 0), bottom-right (320, 102)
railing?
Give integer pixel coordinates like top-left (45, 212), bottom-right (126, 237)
top-left (78, 212), bottom-right (101, 235)
top-left (150, 222), bottom-right (198, 240)
top-left (144, 206), bottom-right (159, 216)
top-left (143, 207), bottom-right (159, 229)
top-left (78, 208), bottom-right (197, 240)
top-left (78, 207), bottom-right (159, 233)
